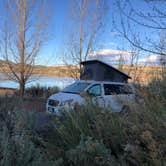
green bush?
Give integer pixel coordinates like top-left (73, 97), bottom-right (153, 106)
top-left (0, 98), bottom-right (62, 166)
top-left (0, 77), bottom-right (165, 165)
top-left (66, 136), bottom-right (111, 166)
top-left (44, 78), bottom-right (165, 165)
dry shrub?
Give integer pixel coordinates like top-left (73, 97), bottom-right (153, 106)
top-left (25, 85), bottom-right (60, 98)
top-left (0, 77), bottom-right (165, 166)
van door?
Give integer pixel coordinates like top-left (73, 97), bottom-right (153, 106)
top-left (86, 84), bottom-right (105, 107)
top-left (103, 84), bottom-right (134, 112)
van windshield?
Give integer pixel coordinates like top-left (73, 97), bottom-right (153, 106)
top-left (62, 82), bottom-right (90, 94)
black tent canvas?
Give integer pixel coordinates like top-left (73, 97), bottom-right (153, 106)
top-left (80, 60), bottom-right (131, 83)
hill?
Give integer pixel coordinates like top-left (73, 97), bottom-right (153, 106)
top-left (33, 64), bottom-right (164, 84)
top-left (0, 60), bottom-right (165, 84)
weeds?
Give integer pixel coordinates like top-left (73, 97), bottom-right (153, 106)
top-left (25, 84), bottom-right (60, 98)
top-left (0, 97), bottom-right (61, 166)
top-left (0, 78), bottom-right (165, 165)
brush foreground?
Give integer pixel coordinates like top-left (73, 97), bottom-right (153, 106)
top-left (0, 79), bottom-right (165, 166)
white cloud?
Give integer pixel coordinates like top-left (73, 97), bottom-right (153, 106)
top-left (138, 54), bottom-right (166, 65)
top-left (138, 55), bottom-right (157, 63)
top-left (88, 49), bottom-right (166, 66)
top-left (88, 49), bottom-right (137, 64)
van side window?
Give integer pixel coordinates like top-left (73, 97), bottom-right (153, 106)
top-left (87, 84), bottom-right (101, 96)
top-left (104, 84), bottom-right (132, 95)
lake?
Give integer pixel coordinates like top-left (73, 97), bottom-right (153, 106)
top-left (0, 73), bottom-right (76, 89)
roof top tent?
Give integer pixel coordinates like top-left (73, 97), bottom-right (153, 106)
top-left (80, 60), bottom-right (131, 83)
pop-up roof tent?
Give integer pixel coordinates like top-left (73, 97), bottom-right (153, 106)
top-left (80, 60), bottom-right (131, 83)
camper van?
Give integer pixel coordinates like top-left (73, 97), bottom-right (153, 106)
top-left (46, 80), bottom-right (135, 115)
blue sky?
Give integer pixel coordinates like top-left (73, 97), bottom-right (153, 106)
top-left (37, 0), bottom-right (129, 66)
top-left (0, 0), bottom-right (165, 66)
top-left (37, 0), bottom-right (114, 66)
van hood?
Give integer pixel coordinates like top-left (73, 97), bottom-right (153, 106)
top-left (48, 92), bottom-right (83, 104)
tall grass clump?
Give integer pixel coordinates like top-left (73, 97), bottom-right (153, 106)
top-left (0, 76), bottom-right (165, 165)
top-left (40, 78), bottom-right (165, 166)
top-left (0, 97), bottom-right (62, 166)
top-left (25, 84), bottom-right (60, 98)
top-left (44, 100), bottom-right (165, 165)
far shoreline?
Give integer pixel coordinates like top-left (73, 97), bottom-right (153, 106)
top-left (0, 87), bottom-right (17, 96)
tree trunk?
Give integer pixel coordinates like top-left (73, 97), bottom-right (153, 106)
top-left (19, 81), bottom-right (25, 98)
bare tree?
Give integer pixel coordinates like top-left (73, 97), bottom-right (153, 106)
top-left (115, 47), bottom-right (142, 83)
top-left (114, 0), bottom-right (166, 62)
top-left (1, 0), bottom-right (50, 97)
top-left (111, 0), bottom-right (166, 84)
top-left (62, 0), bottom-right (107, 78)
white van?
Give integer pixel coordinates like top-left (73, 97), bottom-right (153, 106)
top-left (46, 80), bottom-right (135, 115)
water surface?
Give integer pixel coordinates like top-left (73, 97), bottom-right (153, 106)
top-left (0, 73), bottom-right (75, 89)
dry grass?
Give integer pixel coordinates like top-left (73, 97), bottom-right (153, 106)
top-left (22, 98), bottom-right (46, 112)
top-left (0, 88), bottom-right (46, 112)
top-left (0, 88), bottom-right (16, 96)
top-left (0, 85), bottom-right (59, 112)
top-left (0, 76), bottom-right (165, 165)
